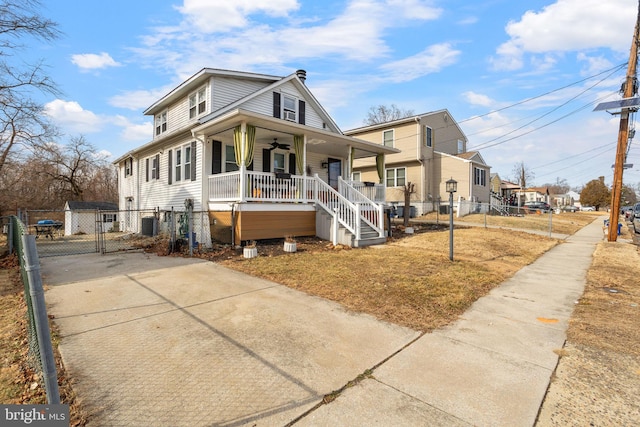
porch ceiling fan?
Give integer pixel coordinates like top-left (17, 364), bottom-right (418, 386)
top-left (269, 138), bottom-right (290, 151)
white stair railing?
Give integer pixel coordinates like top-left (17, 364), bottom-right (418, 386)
top-left (338, 177), bottom-right (384, 238)
top-left (314, 175), bottom-right (359, 241)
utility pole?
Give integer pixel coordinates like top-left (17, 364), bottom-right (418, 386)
top-left (608, 1), bottom-right (640, 242)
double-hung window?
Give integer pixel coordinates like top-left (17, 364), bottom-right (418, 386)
top-left (189, 87), bottom-right (206, 119)
top-left (424, 126), bottom-right (432, 147)
top-left (225, 145), bottom-right (238, 172)
top-left (386, 167), bottom-right (406, 187)
top-left (184, 145), bottom-right (192, 180)
top-left (151, 156), bottom-right (159, 179)
top-left (383, 130), bottom-right (394, 147)
top-left (175, 149), bottom-right (182, 182)
top-left (282, 94), bottom-right (297, 122)
top-left (474, 167), bottom-right (486, 186)
top-left (155, 111), bottom-right (167, 136)
top-left (274, 152), bottom-right (286, 173)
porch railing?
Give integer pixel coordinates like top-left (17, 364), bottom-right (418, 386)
top-left (208, 171), bottom-right (313, 203)
top-left (343, 180), bottom-right (385, 203)
top-left (208, 171), bottom-right (385, 242)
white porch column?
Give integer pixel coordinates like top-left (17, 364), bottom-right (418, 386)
top-left (303, 134), bottom-right (308, 202)
top-left (239, 122), bottom-right (247, 201)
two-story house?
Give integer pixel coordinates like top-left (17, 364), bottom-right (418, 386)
top-left (113, 68), bottom-right (398, 248)
top-left (346, 110), bottom-right (491, 216)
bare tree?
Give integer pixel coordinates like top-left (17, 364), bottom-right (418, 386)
top-left (37, 136), bottom-right (105, 201)
top-left (401, 182), bottom-right (416, 227)
top-left (511, 161), bottom-right (534, 189)
top-left (0, 0), bottom-right (60, 174)
top-left (364, 104), bottom-right (415, 125)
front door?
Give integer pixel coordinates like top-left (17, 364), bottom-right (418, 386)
top-left (327, 158), bottom-right (341, 189)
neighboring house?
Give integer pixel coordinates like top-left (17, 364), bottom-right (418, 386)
top-left (490, 173), bottom-right (502, 194)
top-left (64, 201), bottom-right (118, 235)
top-left (520, 187), bottom-right (551, 204)
top-left (113, 68), bottom-right (398, 248)
top-left (346, 110), bottom-right (491, 215)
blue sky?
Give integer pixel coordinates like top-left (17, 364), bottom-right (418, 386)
top-left (28, 0), bottom-right (639, 190)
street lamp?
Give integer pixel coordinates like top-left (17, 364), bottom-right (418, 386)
top-left (446, 178), bottom-right (457, 261)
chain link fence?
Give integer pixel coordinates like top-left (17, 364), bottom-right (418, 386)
top-left (3, 216), bottom-right (60, 403)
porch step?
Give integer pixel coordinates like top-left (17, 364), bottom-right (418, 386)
top-left (352, 222), bottom-right (386, 248)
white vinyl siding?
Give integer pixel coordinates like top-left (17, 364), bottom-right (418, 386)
top-left (211, 77), bottom-right (271, 111)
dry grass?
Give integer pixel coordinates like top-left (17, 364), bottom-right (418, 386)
top-left (568, 239), bottom-right (640, 356)
top-left (222, 227), bottom-right (558, 331)
top-left (418, 210), bottom-right (607, 235)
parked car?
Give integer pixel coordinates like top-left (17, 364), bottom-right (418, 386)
top-left (632, 203), bottom-right (640, 234)
top-left (523, 201), bottom-right (551, 213)
top-left (581, 206), bottom-right (595, 211)
top-left (621, 205), bottom-right (635, 220)
top-left (561, 205), bottom-right (579, 212)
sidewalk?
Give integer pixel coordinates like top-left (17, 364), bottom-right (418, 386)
top-left (40, 218), bottom-right (604, 426)
top-left (298, 217), bottom-right (604, 426)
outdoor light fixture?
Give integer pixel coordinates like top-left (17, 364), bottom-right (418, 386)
top-left (321, 160), bottom-right (328, 169)
top-left (446, 178), bottom-right (457, 261)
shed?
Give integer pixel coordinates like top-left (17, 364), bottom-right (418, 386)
top-left (64, 201), bottom-right (119, 236)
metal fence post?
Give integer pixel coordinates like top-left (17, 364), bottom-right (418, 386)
top-left (21, 234), bottom-right (61, 404)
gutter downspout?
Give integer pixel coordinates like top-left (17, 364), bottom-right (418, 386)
top-left (415, 117), bottom-right (426, 213)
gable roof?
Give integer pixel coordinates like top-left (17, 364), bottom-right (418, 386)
top-left (143, 68), bottom-right (282, 116)
top-left (198, 70), bottom-right (342, 134)
top-left (65, 201), bottom-right (118, 211)
top-left (438, 150), bottom-right (490, 167)
top-left (344, 109), bottom-right (467, 142)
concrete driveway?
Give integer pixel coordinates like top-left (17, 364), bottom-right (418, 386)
top-left (41, 252), bottom-right (420, 426)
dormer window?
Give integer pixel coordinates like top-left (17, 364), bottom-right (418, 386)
top-left (282, 94), bottom-right (297, 122)
top-left (189, 87), bottom-right (206, 119)
top-left (155, 111), bottom-right (167, 136)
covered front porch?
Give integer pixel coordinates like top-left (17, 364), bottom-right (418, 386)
top-left (194, 109), bottom-right (397, 246)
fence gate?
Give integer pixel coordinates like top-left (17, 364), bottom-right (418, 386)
top-left (28, 209), bottom-right (137, 257)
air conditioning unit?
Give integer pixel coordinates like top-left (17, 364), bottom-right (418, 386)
top-left (283, 110), bottom-right (296, 121)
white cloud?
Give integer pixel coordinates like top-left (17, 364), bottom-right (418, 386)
top-left (380, 43), bottom-right (461, 82)
top-left (577, 53), bottom-right (614, 77)
top-left (71, 52), bottom-right (121, 71)
top-left (112, 116), bottom-right (152, 142)
top-left (177, 0), bottom-right (299, 33)
top-left (44, 100), bottom-right (102, 133)
top-left (492, 0), bottom-right (636, 71)
top-left (109, 87), bottom-right (172, 111)
top-left (463, 91), bottom-right (495, 108)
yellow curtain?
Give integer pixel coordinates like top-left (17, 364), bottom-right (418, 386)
top-left (244, 125), bottom-right (256, 167)
top-left (294, 135), bottom-right (304, 174)
top-left (376, 153), bottom-right (384, 183)
top-left (233, 125), bottom-right (242, 167)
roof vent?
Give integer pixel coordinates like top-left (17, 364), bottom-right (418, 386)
top-left (296, 69), bottom-right (307, 84)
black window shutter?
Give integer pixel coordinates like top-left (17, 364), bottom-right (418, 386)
top-left (262, 148), bottom-right (271, 172)
top-left (247, 158), bottom-right (253, 171)
top-left (145, 158), bottom-right (149, 182)
top-left (273, 92), bottom-right (281, 118)
top-left (168, 149), bottom-right (173, 184)
top-left (298, 100), bottom-right (306, 125)
top-left (190, 140), bottom-right (197, 181)
top-left (289, 153), bottom-right (296, 174)
top-left (155, 154), bottom-right (160, 180)
top-left (212, 140), bottom-right (222, 174)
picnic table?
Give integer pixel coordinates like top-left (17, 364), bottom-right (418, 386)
top-left (32, 220), bottom-right (63, 239)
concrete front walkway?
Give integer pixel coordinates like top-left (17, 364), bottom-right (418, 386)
top-left (41, 253), bottom-right (420, 426)
top-left (41, 217), bottom-right (604, 426)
